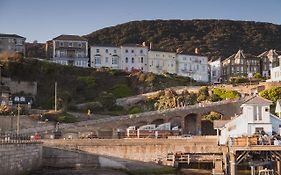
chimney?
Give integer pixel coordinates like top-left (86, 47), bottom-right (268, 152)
top-left (142, 42), bottom-right (146, 47)
top-left (195, 48), bottom-right (200, 54)
top-left (176, 48), bottom-right (182, 54)
top-left (149, 42), bottom-right (152, 50)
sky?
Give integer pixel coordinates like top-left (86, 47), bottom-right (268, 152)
top-left (1, 0), bottom-right (281, 42)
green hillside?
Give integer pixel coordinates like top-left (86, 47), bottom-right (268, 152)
top-left (85, 19), bottom-right (281, 59)
top-left (1, 59), bottom-right (194, 110)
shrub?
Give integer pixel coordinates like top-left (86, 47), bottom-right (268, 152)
top-left (254, 73), bottom-right (262, 79)
top-left (77, 76), bottom-right (96, 89)
top-left (260, 86), bottom-right (281, 103)
top-left (129, 106), bottom-right (143, 114)
top-left (210, 93), bottom-right (222, 102)
top-left (110, 83), bottom-right (135, 98)
top-left (43, 111), bottom-right (78, 123)
top-left (230, 77), bottom-right (248, 84)
top-left (202, 111), bottom-right (222, 122)
top-left (212, 88), bottom-right (240, 100)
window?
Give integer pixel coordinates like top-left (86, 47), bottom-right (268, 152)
top-left (114, 49), bottom-right (117, 54)
top-left (258, 106), bottom-right (262, 120)
top-left (140, 57), bottom-right (143, 63)
top-left (255, 127), bottom-right (264, 133)
top-left (132, 57), bottom-right (134, 63)
top-left (105, 57), bottom-right (108, 63)
top-left (197, 65), bottom-right (199, 70)
top-left (78, 43), bottom-right (82, 47)
top-left (69, 42), bottom-right (73, 47)
top-left (125, 57), bottom-right (128, 63)
top-left (140, 50), bottom-right (143, 54)
top-left (95, 57), bottom-right (101, 64)
top-left (105, 49), bottom-right (108, 53)
top-left (125, 49), bottom-right (128, 53)
top-left (60, 42), bottom-right (64, 47)
top-left (112, 58), bottom-right (118, 64)
top-left (96, 49), bottom-right (99, 53)
top-left (131, 50), bottom-right (134, 53)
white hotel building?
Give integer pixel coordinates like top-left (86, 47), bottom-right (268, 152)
top-left (90, 45), bottom-right (121, 69)
top-left (90, 44), bottom-right (209, 82)
top-left (177, 53), bottom-right (209, 82)
top-left (148, 50), bottom-right (177, 74)
top-left (120, 44), bottom-right (148, 72)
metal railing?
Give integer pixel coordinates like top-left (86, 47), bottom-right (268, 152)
top-left (0, 132), bottom-right (38, 144)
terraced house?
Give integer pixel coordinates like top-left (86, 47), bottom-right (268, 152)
top-left (120, 44), bottom-right (148, 72)
top-left (148, 50), bottom-right (177, 74)
top-left (258, 49), bottom-right (281, 77)
top-left (90, 45), bottom-right (120, 69)
top-left (177, 53), bottom-right (209, 82)
top-left (221, 50), bottom-right (260, 81)
top-left (0, 33), bottom-right (26, 55)
top-left (46, 35), bottom-right (89, 67)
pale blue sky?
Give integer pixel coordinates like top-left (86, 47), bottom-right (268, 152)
top-left (1, 0), bottom-right (281, 42)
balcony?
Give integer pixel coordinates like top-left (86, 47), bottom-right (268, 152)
top-left (181, 68), bottom-right (194, 73)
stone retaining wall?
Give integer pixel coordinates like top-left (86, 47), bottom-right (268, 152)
top-left (44, 138), bottom-right (223, 165)
top-left (0, 142), bottom-right (42, 175)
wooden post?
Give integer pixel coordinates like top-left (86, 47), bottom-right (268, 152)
top-left (277, 160), bottom-right (281, 175)
top-left (216, 129), bottom-right (220, 145)
top-left (54, 82), bottom-right (57, 112)
top-left (16, 104), bottom-right (20, 135)
top-left (250, 166), bottom-right (255, 175)
top-left (230, 153), bottom-right (237, 175)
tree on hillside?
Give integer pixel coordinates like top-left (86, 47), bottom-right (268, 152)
top-left (197, 86), bottom-right (209, 102)
top-left (85, 20), bottom-right (281, 59)
top-left (260, 87), bottom-right (281, 103)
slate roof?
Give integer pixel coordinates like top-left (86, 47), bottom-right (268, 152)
top-left (91, 44), bottom-right (118, 48)
top-left (0, 33), bottom-right (25, 39)
top-left (223, 50), bottom-right (258, 62)
top-left (258, 49), bottom-right (280, 58)
top-left (121, 44), bottom-right (147, 47)
top-left (243, 96), bottom-right (272, 105)
top-left (53, 35), bottom-right (87, 41)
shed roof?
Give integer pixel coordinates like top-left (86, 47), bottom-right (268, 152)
top-left (243, 96), bottom-right (272, 105)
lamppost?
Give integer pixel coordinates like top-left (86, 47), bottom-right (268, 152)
top-left (13, 96), bottom-right (25, 135)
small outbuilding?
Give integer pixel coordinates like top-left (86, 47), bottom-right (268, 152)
top-left (215, 96), bottom-right (281, 145)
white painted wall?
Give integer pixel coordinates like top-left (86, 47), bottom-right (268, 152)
top-left (209, 59), bottom-right (221, 83)
top-left (120, 45), bottom-right (148, 71)
top-left (219, 103), bottom-right (281, 145)
top-left (269, 66), bottom-right (281, 82)
top-left (177, 54), bottom-right (209, 82)
top-left (90, 46), bottom-right (121, 69)
top-left (148, 51), bottom-right (176, 74)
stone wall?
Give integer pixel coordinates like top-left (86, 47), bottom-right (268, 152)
top-left (0, 142), bottom-right (42, 175)
top-left (2, 77), bottom-right (37, 96)
top-left (43, 146), bottom-right (100, 168)
top-left (44, 138), bottom-right (223, 166)
top-left (0, 115), bottom-right (54, 132)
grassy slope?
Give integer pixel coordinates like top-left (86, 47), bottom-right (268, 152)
top-left (1, 59), bottom-right (194, 109)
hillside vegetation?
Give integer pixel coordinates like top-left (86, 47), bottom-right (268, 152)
top-left (1, 59), bottom-right (194, 111)
top-left (85, 19), bottom-right (281, 59)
